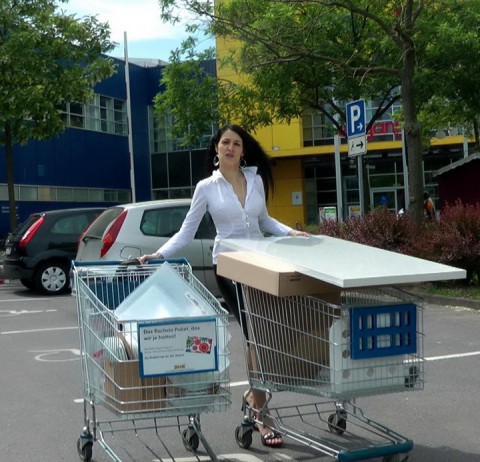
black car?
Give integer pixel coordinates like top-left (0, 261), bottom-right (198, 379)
top-left (3, 207), bottom-right (106, 295)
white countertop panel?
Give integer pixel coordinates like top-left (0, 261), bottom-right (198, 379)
top-left (220, 235), bottom-right (466, 288)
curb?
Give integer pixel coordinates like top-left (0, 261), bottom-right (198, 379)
top-left (409, 291), bottom-right (480, 311)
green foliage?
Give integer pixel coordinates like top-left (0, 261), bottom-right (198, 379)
top-left (313, 202), bottom-right (480, 286)
top-left (0, 0), bottom-right (116, 231)
top-left (154, 40), bottom-right (218, 146)
top-left (0, 0), bottom-right (116, 145)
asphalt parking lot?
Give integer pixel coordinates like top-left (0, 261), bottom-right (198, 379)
top-left (1, 277), bottom-right (479, 462)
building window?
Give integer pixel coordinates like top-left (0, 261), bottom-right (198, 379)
top-left (62, 94), bottom-right (127, 136)
top-left (302, 109), bottom-right (337, 147)
top-left (0, 184), bottom-right (131, 204)
top-left (148, 107), bottom-right (217, 199)
top-left (149, 107), bottom-right (216, 154)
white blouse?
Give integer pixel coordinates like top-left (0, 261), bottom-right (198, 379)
top-left (157, 167), bottom-right (292, 264)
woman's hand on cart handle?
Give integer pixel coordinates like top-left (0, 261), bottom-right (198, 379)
top-left (138, 252), bottom-right (164, 264)
top-left (288, 230), bottom-right (309, 237)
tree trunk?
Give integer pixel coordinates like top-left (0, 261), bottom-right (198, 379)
top-left (4, 122), bottom-right (18, 232)
top-left (400, 32), bottom-right (424, 224)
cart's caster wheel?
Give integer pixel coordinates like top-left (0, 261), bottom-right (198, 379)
top-left (235, 425), bottom-right (253, 449)
top-left (328, 413), bottom-right (347, 435)
top-left (182, 429), bottom-right (200, 452)
top-left (77, 438), bottom-right (93, 461)
top-left (383, 454), bottom-right (409, 462)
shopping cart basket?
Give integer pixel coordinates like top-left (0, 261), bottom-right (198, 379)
top-left (73, 259), bottom-right (231, 462)
top-left (235, 285), bottom-right (424, 462)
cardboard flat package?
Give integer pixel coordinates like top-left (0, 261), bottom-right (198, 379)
top-left (243, 286), bottom-right (336, 386)
top-left (103, 334), bottom-right (166, 413)
top-left (217, 251), bottom-right (341, 386)
top-left (217, 251), bottom-right (340, 299)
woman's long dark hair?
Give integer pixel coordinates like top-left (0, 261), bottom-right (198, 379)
top-left (206, 124), bottom-right (275, 201)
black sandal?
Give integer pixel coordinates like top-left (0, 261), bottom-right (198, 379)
top-left (261, 430), bottom-right (283, 447)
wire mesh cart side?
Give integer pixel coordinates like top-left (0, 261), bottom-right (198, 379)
top-left (73, 260), bottom-right (231, 462)
top-left (235, 285), bottom-right (423, 462)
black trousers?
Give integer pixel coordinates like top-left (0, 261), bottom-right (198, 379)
top-left (213, 265), bottom-right (248, 339)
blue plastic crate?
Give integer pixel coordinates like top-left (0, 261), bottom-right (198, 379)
top-left (350, 303), bottom-right (417, 359)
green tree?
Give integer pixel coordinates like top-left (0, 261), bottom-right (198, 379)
top-left (157, 0), bottom-right (480, 223)
top-left (0, 0), bottom-right (116, 231)
top-left (154, 38), bottom-right (218, 147)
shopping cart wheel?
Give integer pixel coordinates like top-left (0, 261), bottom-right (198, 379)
top-left (182, 428), bottom-right (200, 451)
top-left (235, 425), bottom-right (253, 449)
top-left (76, 438), bottom-right (93, 461)
top-left (382, 454), bottom-right (409, 462)
top-left (328, 413), bottom-right (347, 435)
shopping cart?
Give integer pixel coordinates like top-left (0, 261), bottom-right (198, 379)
top-left (234, 285), bottom-right (424, 462)
top-left (73, 259), bottom-right (231, 462)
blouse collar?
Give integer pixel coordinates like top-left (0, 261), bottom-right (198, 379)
top-left (212, 166), bottom-right (258, 183)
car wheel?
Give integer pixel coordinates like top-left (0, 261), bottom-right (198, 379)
top-left (33, 261), bottom-right (70, 295)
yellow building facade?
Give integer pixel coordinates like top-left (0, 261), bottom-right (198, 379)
top-left (215, 38), bottom-right (472, 228)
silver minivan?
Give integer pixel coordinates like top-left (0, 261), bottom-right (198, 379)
top-left (75, 199), bottom-right (219, 296)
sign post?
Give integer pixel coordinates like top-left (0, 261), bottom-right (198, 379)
top-left (346, 100), bottom-right (367, 215)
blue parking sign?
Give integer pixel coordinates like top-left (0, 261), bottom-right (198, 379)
top-left (346, 100), bottom-right (366, 138)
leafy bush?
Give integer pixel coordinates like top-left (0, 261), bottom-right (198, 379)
top-left (420, 201), bottom-right (480, 283)
top-left (310, 201), bottom-right (480, 286)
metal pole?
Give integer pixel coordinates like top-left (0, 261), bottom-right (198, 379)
top-left (463, 136), bottom-right (469, 158)
top-left (124, 31), bottom-right (136, 203)
top-left (357, 155), bottom-right (364, 215)
top-left (401, 128), bottom-right (409, 212)
top-left (334, 134), bottom-right (343, 223)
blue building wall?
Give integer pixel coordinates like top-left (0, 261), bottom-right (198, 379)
top-left (0, 57), bottom-right (216, 238)
top-left (0, 57), bottom-right (166, 237)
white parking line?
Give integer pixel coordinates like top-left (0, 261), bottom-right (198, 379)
top-left (1, 326), bottom-right (77, 335)
top-left (0, 298), bottom-right (54, 303)
top-left (425, 351), bottom-right (480, 361)
top-left (152, 455), bottom-right (295, 461)
top-left (0, 308), bottom-right (57, 318)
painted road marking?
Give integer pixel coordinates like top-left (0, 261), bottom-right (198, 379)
top-left (152, 455), bottom-right (295, 461)
top-left (425, 351), bottom-right (480, 361)
top-left (1, 326), bottom-right (77, 334)
top-left (0, 308), bottom-right (57, 318)
top-left (31, 348), bottom-right (81, 362)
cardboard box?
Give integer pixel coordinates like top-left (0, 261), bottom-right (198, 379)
top-left (104, 359), bottom-right (144, 413)
top-left (217, 251), bottom-right (341, 299)
top-left (216, 252), bottom-right (342, 386)
top-left (243, 286), bottom-right (336, 386)
top-left (103, 333), bottom-right (166, 414)
top-left (104, 360), bottom-right (166, 413)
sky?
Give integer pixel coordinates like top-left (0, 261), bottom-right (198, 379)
top-left (61, 0), bottom-right (213, 62)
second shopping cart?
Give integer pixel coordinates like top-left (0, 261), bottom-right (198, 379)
top-left (234, 284), bottom-right (423, 462)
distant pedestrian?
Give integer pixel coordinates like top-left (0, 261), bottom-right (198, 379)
top-left (424, 191), bottom-right (435, 221)
top-left (378, 194), bottom-right (389, 208)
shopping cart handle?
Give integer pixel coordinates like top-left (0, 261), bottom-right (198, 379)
top-left (71, 258), bottom-right (189, 267)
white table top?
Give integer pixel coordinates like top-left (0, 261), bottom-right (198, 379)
top-left (220, 235), bottom-right (466, 288)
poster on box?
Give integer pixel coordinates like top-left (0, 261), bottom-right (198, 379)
top-left (138, 317), bottom-right (218, 378)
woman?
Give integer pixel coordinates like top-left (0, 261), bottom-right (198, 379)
top-left (140, 124), bottom-right (308, 447)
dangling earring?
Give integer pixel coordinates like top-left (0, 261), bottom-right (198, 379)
top-left (213, 155), bottom-right (220, 167)
top-left (240, 157), bottom-right (247, 169)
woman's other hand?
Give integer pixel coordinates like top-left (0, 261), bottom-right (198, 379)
top-left (288, 230), bottom-right (309, 237)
